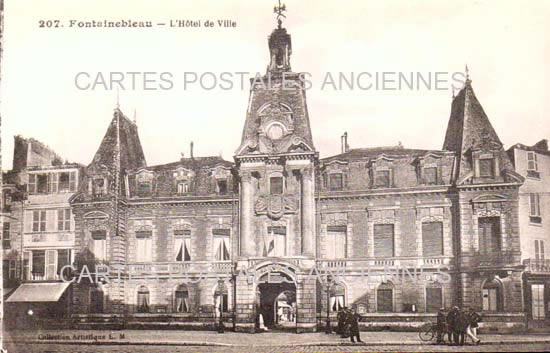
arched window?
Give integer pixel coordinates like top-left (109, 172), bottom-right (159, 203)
top-left (174, 284), bottom-right (190, 313)
top-left (214, 283), bottom-right (228, 315)
top-left (137, 285), bottom-right (150, 313)
top-left (329, 283), bottom-right (345, 312)
top-left (377, 282), bottom-right (394, 313)
top-left (482, 278), bottom-right (503, 312)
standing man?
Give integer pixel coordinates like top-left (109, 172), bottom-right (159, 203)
top-left (455, 308), bottom-right (468, 346)
top-left (349, 307), bottom-right (362, 343)
top-left (340, 307), bottom-right (350, 338)
top-left (466, 307), bottom-right (481, 344)
top-left (336, 307), bottom-right (345, 335)
top-left (446, 306), bottom-right (458, 345)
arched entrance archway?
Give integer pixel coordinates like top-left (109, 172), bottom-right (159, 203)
top-left (254, 262), bottom-right (297, 329)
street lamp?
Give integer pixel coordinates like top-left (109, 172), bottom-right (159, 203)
top-left (217, 279), bottom-right (225, 333)
top-left (325, 274), bottom-right (333, 334)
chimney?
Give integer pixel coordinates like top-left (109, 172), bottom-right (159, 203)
top-left (341, 132), bottom-right (349, 153)
top-left (190, 141), bottom-right (194, 159)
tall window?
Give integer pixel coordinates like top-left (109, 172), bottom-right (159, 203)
top-left (478, 217), bottom-right (501, 254)
top-left (423, 167), bottom-right (438, 185)
top-left (530, 193), bottom-right (542, 224)
top-left (326, 225), bottom-right (346, 259)
top-left (270, 176), bottom-right (284, 195)
top-left (422, 222), bottom-right (444, 256)
top-left (535, 240), bottom-right (545, 262)
top-left (373, 224), bottom-right (395, 258)
top-left (217, 179), bottom-right (228, 195)
top-left (59, 172), bottom-right (77, 192)
top-left (175, 284), bottom-right (190, 313)
top-left (136, 231), bottom-right (153, 262)
top-left (377, 283), bottom-right (394, 312)
top-left (527, 152), bottom-right (540, 178)
top-left (329, 173), bottom-right (343, 191)
top-left (531, 284), bottom-right (545, 320)
top-left (213, 229), bottom-right (231, 261)
top-left (479, 158), bottom-right (495, 177)
top-left (374, 170), bottom-right (391, 188)
top-left (45, 249), bottom-right (56, 280)
top-left (32, 210), bottom-right (47, 232)
top-left (91, 230), bottom-right (107, 261)
top-left (174, 229), bottom-right (191, 262)
top-left (425, 286), bottom-right (443, 312)
top-left (57, 249), bottom-right (71, 276)
top-left (93, 178), bottom-right (106, 196)
top-left (2, 222), bottom-right (10, 249)
top-left (37, 174), bottom-right (48, 193)
top-left (265, 226), bottom-right (286, 257)
top-left (329, 283), bottom-right (345, 312)
top-left (32, 250), bottom-right (45, 280)
top-left (215, 286), bottom-right (229, 314)
top-left (137, 286), bottom-right (150, 313)
top-left (57, 209), bottom-right (71, 231)
top-left (482, 279), bottom-right (502, 312)
top-left (177, 181), bottom-right (190, 194)
top-left (90, 287), bottom-right (104, 313)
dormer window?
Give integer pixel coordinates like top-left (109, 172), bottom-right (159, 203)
top-left (270, 176), bottom-right (284, 195)
top-left (138, 181), bottom-right (152, 195)
top-left (217, 179), bottom-right (228, 195)
top-left (423, 167), bottom-right (438, 185)
top-left (479, 157), bottom-right (495, 177)
top-left (374, 170), bottom-right (391, 188)
top-left (329, 173), bottom-right (343, 191)
top-left (527, 152), bottom-right (540, 179)
top-left (177, 181), bottom-right (189, 194)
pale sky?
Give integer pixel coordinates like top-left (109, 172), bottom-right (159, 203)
top-left (2, 0), bottom-right (549, 170)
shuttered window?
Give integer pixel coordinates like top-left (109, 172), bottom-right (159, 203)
top-left (377, 288), bottom-right (393, 312)
top-left (478, 217), bottom-right (501, 254)
top-left (373, 224), bottom-right (394, 258)
top-left (422, 222), bottom-right (443, 256)
top-left (426, 287), bottom-right (443, 312)
top-left (527, 152), bottom-right (538, 171)
top-left (326, 225), bottom-right (347, 259)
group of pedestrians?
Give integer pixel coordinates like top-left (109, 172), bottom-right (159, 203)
top-left (436, 306), bottom-right (482, 345)
top-left (335, 307), bottom-right (362, 343)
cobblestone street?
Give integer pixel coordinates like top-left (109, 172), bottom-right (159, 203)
top-left (6, 342), bottom-right (550, 353)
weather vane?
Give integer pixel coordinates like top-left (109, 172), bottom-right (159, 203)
top-left (274, 0), bottom-right (287, 29)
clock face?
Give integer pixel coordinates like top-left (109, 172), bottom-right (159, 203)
top-left (267, 123), bottom-right (285, 140)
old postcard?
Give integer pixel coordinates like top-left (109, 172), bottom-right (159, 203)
top-left (1, 0), bottom-right (549, 352)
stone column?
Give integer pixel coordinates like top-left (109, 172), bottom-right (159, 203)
top-left (301, 166), bottom-right (315, 257)
top-left (239, 171), bottom-right (255, 257)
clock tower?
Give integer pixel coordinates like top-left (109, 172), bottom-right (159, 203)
top-left (233, 3), bottom-right (319, 332)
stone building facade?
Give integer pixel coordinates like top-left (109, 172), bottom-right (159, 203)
top-left (3, 19), bottom-right (532, 332)
top-left (508, 140), bottom-right (550, 327)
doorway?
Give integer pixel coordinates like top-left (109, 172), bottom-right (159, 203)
top-left (258, 281), bottom-right (296, 329)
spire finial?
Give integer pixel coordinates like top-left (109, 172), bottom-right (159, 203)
top-left (274, 0), bottom-right (287, 29)
top-left (133, 108), bottom-right (137, 125)
top-left (465, 64), bottom-right (470, 81)
top-left (116, 87), bottom-right (120, 109)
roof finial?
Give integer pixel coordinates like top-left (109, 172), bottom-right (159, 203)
top-left (116, 87), bottom-right (120, 109)
top-left (465, 64), bottom-right (470, 81)
top-left (274, 0), bottom-right (287, 29)
top-left (133, 108), bottom-right (137, 125)
top-left (452, 86), bottom-right (455, 99)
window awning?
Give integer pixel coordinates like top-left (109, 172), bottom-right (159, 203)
top-left (6, 282), bottom-right (71, 303)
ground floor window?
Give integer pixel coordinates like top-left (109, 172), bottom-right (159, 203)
top-left (329, 283), bottom-right (346, 312)
top-left (482, 279), bottom-right (502, 312)
top-left (137, 285), bottom-right (150, 313)
top-left (425, 286), bottom-right (443, 313)
top-left (175, 284), bottom-right (190, 313)
top-left (531, 284), bottom-right (545, 320)
top-left (377, 283), bottom-right (394, 312)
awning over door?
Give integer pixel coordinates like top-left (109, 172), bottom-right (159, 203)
top-left (6, 282), bottom-right (71, 303)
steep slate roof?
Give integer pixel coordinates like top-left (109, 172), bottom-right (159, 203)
top-left (89, 108), bottom-right (146, 171)
top-left (442, 80), bottom-right (514, 180)
top-left (322, 146), bottom-right (447, 163)
top-left (147, 156), bottom-right (232, 172)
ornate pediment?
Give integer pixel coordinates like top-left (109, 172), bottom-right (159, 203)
top-left (255, 194), bottom-right (298, 219)
top-left (83, 211), bottom-right (109, 219)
